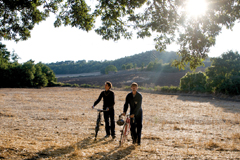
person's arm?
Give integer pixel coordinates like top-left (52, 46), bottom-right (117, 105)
top-left (93, 92), bottom-right (103, 107)
top-left (123, 94), bottom-right (129, 115)
top-left (132, 94), bottom-right (142, 117)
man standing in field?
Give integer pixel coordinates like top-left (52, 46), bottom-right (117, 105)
top-left (122, 82), bottom-right (143, 145)
top-left (92, 81), bottom-right (116, 139)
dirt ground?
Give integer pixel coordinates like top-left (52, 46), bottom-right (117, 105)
top-left (0, 87), bottom-right (240, 159)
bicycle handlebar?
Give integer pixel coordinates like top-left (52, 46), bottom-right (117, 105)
top-left (119, 113), bottom-right (130, 118)
top-left (93, 108), bottom-right (108, 112)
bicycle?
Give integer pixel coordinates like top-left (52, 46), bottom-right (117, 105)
top-left (118, 114), bottom-right (134, 146)
top-left (94, 108), bottom-right (108, 140)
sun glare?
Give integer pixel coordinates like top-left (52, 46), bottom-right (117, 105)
top-left (186, 0), bottom-right (207, 17)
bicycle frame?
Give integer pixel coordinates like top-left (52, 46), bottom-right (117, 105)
top-left (119, 114), bottom-right (131, 146)
top-left (94, 109), bottom-right (107, 140)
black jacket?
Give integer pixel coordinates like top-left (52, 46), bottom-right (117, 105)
top-left (123, 91), bottom-right (142, 117)
top-left (94, 90), bottom-right (115, 109)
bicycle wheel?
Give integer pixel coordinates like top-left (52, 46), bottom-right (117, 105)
top-left (95, 116), bottom-right (101, 139)
top-left (119, 122), bottom-right (129, 146)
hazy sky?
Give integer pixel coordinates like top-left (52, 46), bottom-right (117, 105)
top-left (2, 14), bottom-right (240, 64)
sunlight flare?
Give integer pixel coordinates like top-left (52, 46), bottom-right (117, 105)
top-left (186, 0), bottom-right (207, 17)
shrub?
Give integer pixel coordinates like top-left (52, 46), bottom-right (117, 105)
top-left (48, 81), bottom-right (63, 87)
top-left (206, 51), bottom-right (240, 95)
top-left (72, 84), bottom-right (80, 87)
top-left (62, 83), bottom-right (72, 87)
top-left (105, 65), bottom-right (117, 74)
top-left (80, 84), bottom-right (92, 88)
top-left (80, 84), bottom-right (100, 88)
top-left (180, 72), bottom-right (207, 92)
top-left (160, 86), bottom-right (180, 92)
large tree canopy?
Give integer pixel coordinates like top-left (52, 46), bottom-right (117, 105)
top-left (1, 0), bottom-right (240, 69)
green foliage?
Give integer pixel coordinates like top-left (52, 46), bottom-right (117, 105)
top-left (134, 63), bottom-right (137, 69)
top-left (179, 51), bottom-right (240, 95)
top-left (146, 59), bottom-right (162, 71)
top-left (0, 43), bottom-right (56, 88)
top-left (45, 50), bottom-right (210, 75)
top-left (159, 86), bottom-right (180, 93)
top-left (125, 63), bottom-right (134, 70)
top-left (146, 59), bottom-right (183, 72)
top-left (21, 60), bottom-right (36, 87)
top-left (33, 65), bottom-right (48, 88)
top-left (206, 51), bottom-right (240, 95)
top-left (105, 65), bottom-right (117, 74)
top-left (1, 1), bottom-right (240, 69)
top-left (0, 43), bottom-right (11, 69)
top-left (180, 72), bottom-right (207, 92)
top-left (48, 81), bottom-right (64, 87)
top-left (46, 50), bottom-right (180, 74)
top-left (100, 68), bottom-right (106, 74)
top-left (1, 0), bottom-right (94, 42)
top-left (141, 62), bottom-right (145, 70)
top-left (147, 62), bottom-right (154, 71)
top-left (121, 64), bottom-right (126, 70)
top-left (36, 63), bottom-right (57, 83)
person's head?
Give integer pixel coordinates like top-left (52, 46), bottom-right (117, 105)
top-left (105, 81), bottom-right (112, 91)
top-left (131, 82), bottom-right (138, 92)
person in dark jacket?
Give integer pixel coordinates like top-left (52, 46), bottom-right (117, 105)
top-left (122, 82), bottom-right (143, 145)
top-left (92, 81), bottom-right (116, 139)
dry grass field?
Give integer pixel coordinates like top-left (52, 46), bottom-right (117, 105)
top-left (0, 87), bottom-right (240, 159)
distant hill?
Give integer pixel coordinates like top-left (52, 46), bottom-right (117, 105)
top-left (46, 50), bottom-right (211, 74)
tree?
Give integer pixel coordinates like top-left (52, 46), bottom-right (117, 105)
top-left (36, 63), bottom-right (56, 84)
top-left (147, 62), bottom-right (154, 71)
top-left (121, 64), bottom-right (126, 70)
top-left (33, 65), bottom-right (48, 87)
top-left (146, 59), bottom-right (162, 71)
top-left (134, 63), bottom-right (137, 69)
top-left (0, 43), bottom-right (56, 88)
top-left (125, 63), bottom-right (133, 70)
top-left (180, 72), bottom-right (207, 92)
top-left (2, 1), bottom-right (239, 69)
top-left (105, 65), bottom-right (117, 74)
top-left (206, 51), bottom-right (240, 95)
top-left (141, 62), bottom-right (145, 70)
top-left (21, 60), bottom-right (36, 87)
top-left (0, 43), bottom-right (11, 69)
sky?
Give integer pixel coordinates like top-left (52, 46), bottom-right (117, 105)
top-left (2, 12), bottom-right (240, 64)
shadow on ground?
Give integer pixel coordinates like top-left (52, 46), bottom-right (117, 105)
top-left (176, 95), bottom-right (240, 114)
top-left (88, 145), bottom-right (135, 160)
top-left (25, 136), bottom-right (135, 160)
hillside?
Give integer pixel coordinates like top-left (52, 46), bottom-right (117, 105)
top-left (47, 50), bottom-right (211, 75)
top-left (57, 68), bottom-right (206, 87)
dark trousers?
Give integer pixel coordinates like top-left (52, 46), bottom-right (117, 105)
top-left (130, 113), bottom-right (142, 144)
top-left (103, 108), bottom-right (115, 136)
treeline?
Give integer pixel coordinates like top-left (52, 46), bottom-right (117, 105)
top-left (46, 51), bottom-right (181, 74)
top-left (180, 51), bottom-right (240, 95)
top-left (0, 43), bottom-right (56, 88)
top-left (46, 50), bottom-right (212, 74)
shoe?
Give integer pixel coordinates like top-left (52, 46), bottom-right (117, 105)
top-left (112, 135), bottom-right (116, 139)
top-left (132, 139), bottom-right (136, 144)
top-left (104, 135), bottom-right (110, 138)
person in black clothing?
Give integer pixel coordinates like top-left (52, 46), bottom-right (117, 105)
top-left (122, 82), bottom-right (142, 145)
top-left (92, 81), bottom-right (116, 139)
